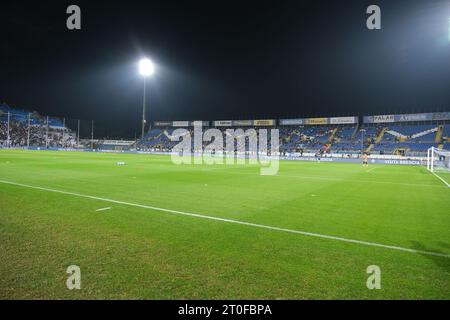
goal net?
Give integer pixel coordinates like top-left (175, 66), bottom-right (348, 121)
top-left (426, 147), bottom-right (450, 187)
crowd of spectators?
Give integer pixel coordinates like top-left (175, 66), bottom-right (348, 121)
top-left (0, 120), bottom-right (77, 148)
top-left (136, 123), bottom-right (447, 155)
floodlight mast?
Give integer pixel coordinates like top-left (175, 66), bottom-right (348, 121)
top-left (138, 58), bottom-right (154, 140)
top-left (142, 76), bottom-right (146, 140)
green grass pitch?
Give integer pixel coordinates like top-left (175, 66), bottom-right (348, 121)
top-left (0, 149), bottom-right (449, 299)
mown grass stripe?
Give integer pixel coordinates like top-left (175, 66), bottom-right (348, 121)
top-left (1, 178), bottom-right (449, 259)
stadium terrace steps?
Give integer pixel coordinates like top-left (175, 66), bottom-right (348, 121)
top-left (410, 127), bottom-right (438, 139)
top-left (351, 124), bottom-right (360, 140)
top-left (375, 127), bottom-right (388, 143)
top-left (443, 125), bottom-right (450, 140)
top-left (328, 128), bottom-right (338, 143)
top-left (385, 130), bottom-right (406, 139)
top-left (435, 125), bottom-right (444, 143)
top-left (365, 143), bottom-right (374, 153)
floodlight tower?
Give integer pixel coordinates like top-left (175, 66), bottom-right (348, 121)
top-left (138, 58), bottom-right (155, 139)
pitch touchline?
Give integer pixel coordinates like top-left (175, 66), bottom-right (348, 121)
top-left (0, 179), bottom-right (449, 259)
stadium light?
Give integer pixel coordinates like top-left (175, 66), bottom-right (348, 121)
top-left (138, 58), bottom-right (154, 139)
top-left (139, 58), bottom-right (154, 77)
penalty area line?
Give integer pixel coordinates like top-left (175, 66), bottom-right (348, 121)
top-left (0, 178), bottom-right (449, 259)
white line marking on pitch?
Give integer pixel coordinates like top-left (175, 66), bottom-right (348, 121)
top-left (0, 179), bottom-right (449, 259)
top-left (366, 167), bottom-right (378, 173)
top-left (430, 171), bottom-right (450, 188)
top-left (96, 207), bottom-right (112, 212)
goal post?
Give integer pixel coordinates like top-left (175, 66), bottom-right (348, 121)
top-left (427, 147), bottom-right (450, 172)
top-left (426, 147), bottom-right (450, 187)
top-left (426, 147), bottom-right (433, 171)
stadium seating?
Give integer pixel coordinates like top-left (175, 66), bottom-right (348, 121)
top-left (443, 125), bottom-right (450, 139)
top-left (0, 103), bottom-right (76, 148)
top-left (366, 124), bottom-right (440, 154)
top-left (2, 102), bottom-right (449, 155)
top-left (136, 122), bottom-right (448, 156)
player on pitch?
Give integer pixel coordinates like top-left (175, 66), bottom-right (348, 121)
top-left (362, 153), bottom-right (369, 167)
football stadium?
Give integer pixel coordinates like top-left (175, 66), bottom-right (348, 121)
top-left (1, 0), bottom-right (449, 304)
top-left (1, 104), bottom-right (449, 299)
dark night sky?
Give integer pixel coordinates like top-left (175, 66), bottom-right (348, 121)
top-left (1, 0), bottom-right (450, 138)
